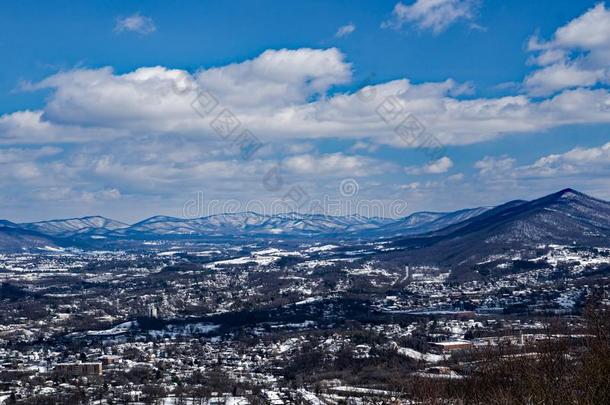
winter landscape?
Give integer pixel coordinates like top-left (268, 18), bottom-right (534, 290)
top-left (2, 1), bottom-right (610, 404)
top-left (0, 188), bottom-right (609, 403)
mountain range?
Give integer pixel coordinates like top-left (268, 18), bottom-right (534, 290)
top-left (0, 188), bottom-right (609, 254)
top-left (381, 188), bottom-right (610, 279)
top-left (0, 208), bottom-right (491, 248)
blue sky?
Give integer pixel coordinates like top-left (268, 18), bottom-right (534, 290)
top-left (0, 0), bottom-right (609, 222)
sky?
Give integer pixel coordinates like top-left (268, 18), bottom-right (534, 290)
top-left (0, 0), bottom-right (609, 222)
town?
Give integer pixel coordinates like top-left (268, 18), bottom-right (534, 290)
top-left (0, 240), bottom-right (608, 403)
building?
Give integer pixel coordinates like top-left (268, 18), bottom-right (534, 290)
top-left (148, 304), bottom-right (158, 318)
top-left (431, 340), bottom-right (473, 353)
top-left (54, 362), bottom-right (102, 377)
top-left (99, 355), bottom-right (121, 366)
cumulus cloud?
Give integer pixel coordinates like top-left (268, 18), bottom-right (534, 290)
top-left (5, 66), bottom-right (610, 147)
top-left (0, 110), bottom-right (128, 144)
top-left (1, 37), bottom-right (610, 218)
top-left (196, 48), bottom-right (352, 108)
top-left (6, 56), bottom-right (610, 149)
top-left (114, 13), bottom-right (156, 35)
top-left (382, 0), bottom-right (479, 34)
top-left (474, 155), bottom-right (516, 176)
top-left (447, 172), bottom-right (464, 181)
top-left (474, 142), bottom-right (610, 181)
top-left (522, 142), bottom-right (610, 177)
top-left (335, 23), bottom-right (356, 38)
top-left (525, 3), bottom-right (610, 96)
top-left (282, 153), bottom-right (393, 176)
top-left (405, 156), bottom-right (454, 174)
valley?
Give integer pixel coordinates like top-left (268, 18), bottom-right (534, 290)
top-left (0, 189), bottom-right (609, 403)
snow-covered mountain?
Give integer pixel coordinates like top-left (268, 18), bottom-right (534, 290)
top-left (2, 189), bottom-right (608, 250)
top-left (10, 209), bottom-right (490, 240)
top-left (384, 188), bottom-right (610, 280)
top-left (118, 209), bottom-right (501, 239)
top-left (422, 188), bottom-right (610, 245)
top-left (364, 207), bottom-right (491, 237)
top-left (0, 220), bottom-right (60, 252)
top-left (116, 212), bottom-right (395, 237)
top-left (246, 212), bottom-right (394, 235)
top-left (20, 216), bottom-right (129, 237)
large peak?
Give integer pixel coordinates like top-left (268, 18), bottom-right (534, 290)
top-left (535, 188), bottom-right (605, 208)
top-left (554, 188), bottom-right (584, 199)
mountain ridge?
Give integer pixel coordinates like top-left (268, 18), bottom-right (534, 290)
top-left (3, 209), bottom-right (490, 240)
top-left (381, 188), bottom-right (610, 280)
top-left (0, 189), bottom-right (608, 253)
top-left (20, 216), bottom-right (129, 237)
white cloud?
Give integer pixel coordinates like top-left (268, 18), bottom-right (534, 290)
top-left (10, 162), bottom-right (41, 180)
top-left (114, 13), bottom-right (156, 35)
top-left (349, 141), bottom-right (380, 153)
top-left (0, 146), bottom-right (61, 163)
top-left (525, 63), bottom-right (605, 96)
top-left (474, 142), bottom-right (610, 182)
top-left (400, 182), bottom-right (421, 190)
top-left (36, 187), bottom-right (121, 203)
top-left (282, 153), bottom-right (392, 176)
top-left (447, 172), bottom-right (464, 181)
top-left (91, 154), bottom-right (263, 191)
top-left (335, 23), bottom-right (356, 38)
top-left (11, 49), bottom-right (351, 140)
top-left (2, 47), bottom-right (608, 149)
top-left (5, 3), bottom-right (610, 220)
top-left (2, 65), bottom-right (608, 148)
top-left (0, 39), bottom-right (609, 219)
top-left (522, 142), bottom-right (610, 177)
top-left (0, 147), bottom-right (62, 188)
top-left (0, 109), bottom-right (128, 144)
top-left (196, 48), bottom-right (351, 108)
top-left (474, 155), bottom-right (515, 176)
top-left (525, 3), bottom-right (610, 96)
top-left (405, 156), bottom-right (454, 174)
top-left (80, 188), bottom-right (122, 204)
top-left (285, 143), bottom-right (315, 155)
top-left (382, 0), bottom-right (479, 34)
